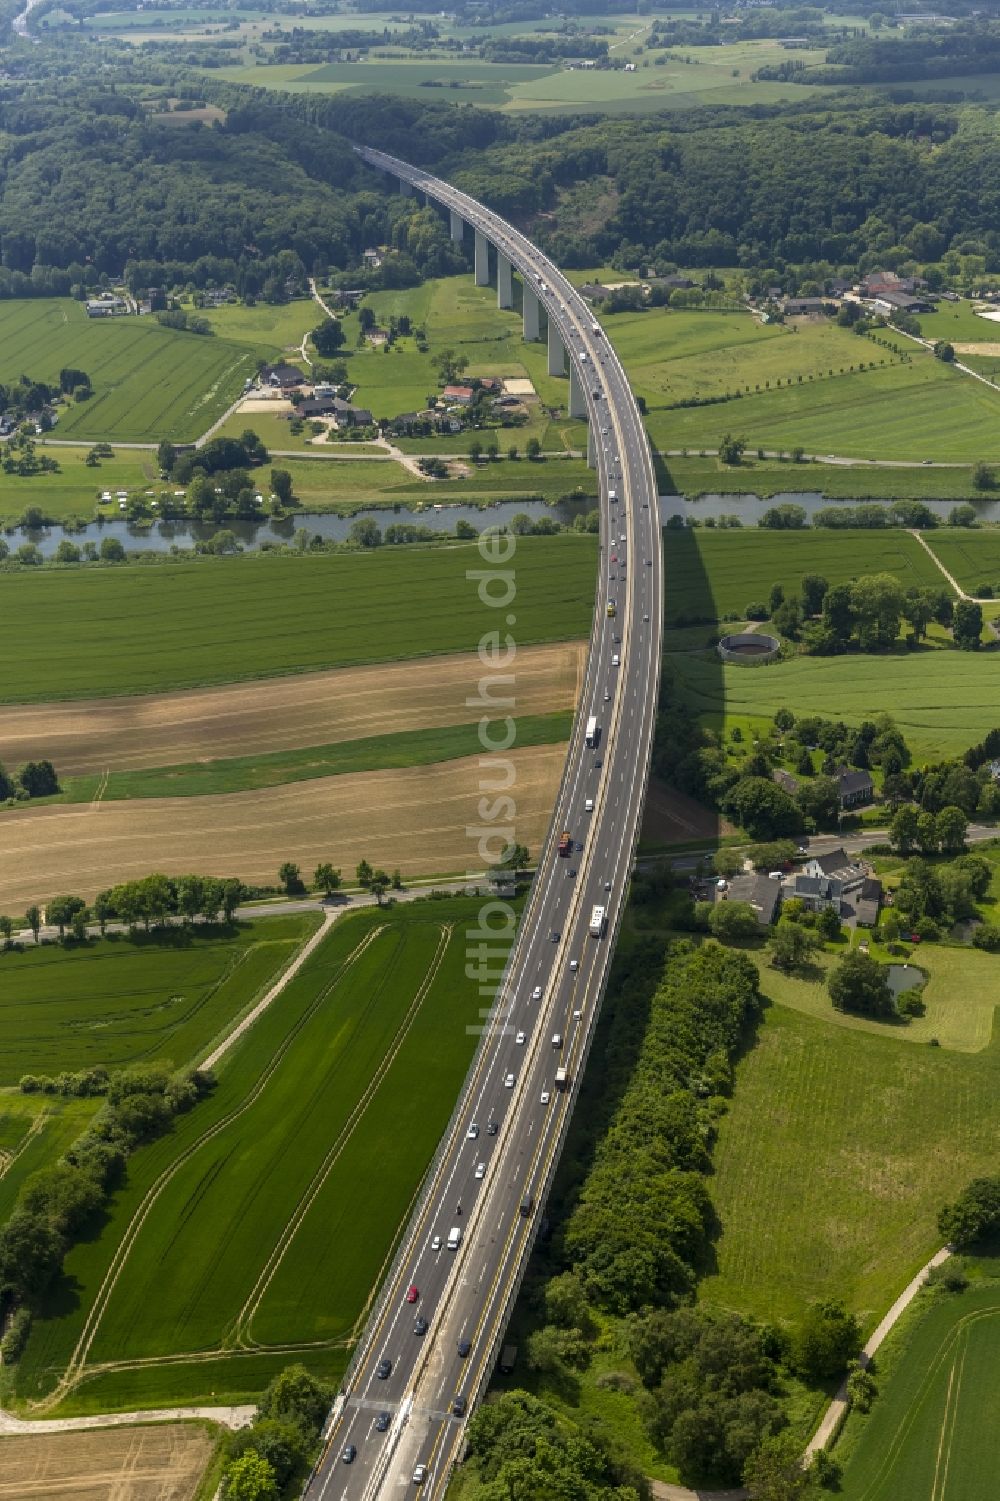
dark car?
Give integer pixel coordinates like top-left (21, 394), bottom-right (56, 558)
top-left (376, 1358), bottom-right (392, 1379)
top-left (487, 1120), bottom-right (499, 1136)
top-left (375, 1411), bottom-right (391, 1432)
top-left (457, 1338), bottom-right (472, 1357)
top-left (342, 1444), bottom-right (357, 1464)
top-left (414, 1316), bottom-right (429, 1336)
top-left (453, 1395), bottom-right (467, 1417)
top-left (594, 758), bottom-right (603, 769)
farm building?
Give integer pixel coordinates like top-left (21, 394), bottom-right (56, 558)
top-left (442, 384), bottom-right (475, 406)
top-left (263, 363), bottom-right (306, 390)
top-left (855, 878), bottom-right (883, 928)
top-left (801, 847), bottom-right (869, 892)
top-left (85, 295), bottom-right (129, 318)
top-left (718, 873), bottom-right (782, 927)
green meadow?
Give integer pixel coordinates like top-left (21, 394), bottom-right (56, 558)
top-left (702, 988), bottom-right (1000, 1329)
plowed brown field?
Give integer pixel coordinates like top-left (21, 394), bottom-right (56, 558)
top-left (1, 744), bottom-right (567, 909)
top-left (0, 1424), bottom-right (213, 1500)
top-left (0, 643), bottom-right (585, 776)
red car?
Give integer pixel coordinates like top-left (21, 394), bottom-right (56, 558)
top-left (406, 1285), bottom-right (419, 1304)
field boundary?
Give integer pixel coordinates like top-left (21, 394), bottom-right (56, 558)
top-left (807, 1244), bottom-right (953, 1457)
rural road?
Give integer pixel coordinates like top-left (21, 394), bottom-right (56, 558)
top-left (0, 1403), bottom-right (253, 1435)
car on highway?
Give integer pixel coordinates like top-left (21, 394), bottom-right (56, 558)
top-left (531, 985), bottom-right (542, 1000)
top-left (413, 1464), bottom-right (427, 1485)
top-left (457, 1338), bottom-right (472, 1357)
top-left (466, 1123), bottom-right (479, 1140)
top-left (414, 1315), bottom-right (429, 1335)
top-left (584, 798), bottom-right (594, 812)
top-left (342, 1444), bottom-right (357, 1464)
top-left (552, 1033), bottom-right (563, 1048)
top-left (594, 757), bottom-right (603, 768)
top-left (515, 1030), bottom-right (526, 1044)
top-left (540, 1090), bottom-right (551, 1105)
top-left (475, 1161), bottom-right (486, 1179)
top-left (375, 1411), bottom-right (390, 1432)
top-left (505, 1072), bottom-right (515, 1087)
top-left (376, 1358), bottom-right (392, 1379)
top-left (487, 1120), bottom-right (499, 1135)
top-left (611, 654), bottom-right (620, 667)
top-left (453, 1395), bottom-right (467, 1417)
top-left (570, 957), bottom-right (579, 970)
top-left (406, 1285), bottom-right (419, 1303)
top-left (603, 690), bottom-right (611, 702)
top-left (431, 1234), bottom-right (442, 1251)
top-left (551, 930), bottom-right (560, 943)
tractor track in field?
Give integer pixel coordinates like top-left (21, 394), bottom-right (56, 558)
top-left (233, 923), bottom-right (453, 1349)
top-left (36, 923), bottom-right (385, 1413)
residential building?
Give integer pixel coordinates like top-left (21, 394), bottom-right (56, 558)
top-left (263, 363), bottom-right (306, 390)
top-left (855, 877), bottom-right (883, 928)
top-left (721, 873), bottom-right (783, 927)
top-left (442, 384), bottom-right (475, 405)
top-left (789, 873), bottom-right (844, 912)
top-left (801, 846), bottom-right (868, 891)
top-left (330, 398), bottom-right (373, 428)
top-left (835, 767), bottom-right (874, 809)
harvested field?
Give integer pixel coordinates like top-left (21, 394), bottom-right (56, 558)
top-left (0, 643), bottom-right (585, 777)
top-left (0, 745), bottom-right (566, 909)
top-left (0, 1423), bottom-right (213, 1500)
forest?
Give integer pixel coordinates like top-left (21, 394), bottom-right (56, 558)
top-left (3, 72), bottom-right (1000, 294)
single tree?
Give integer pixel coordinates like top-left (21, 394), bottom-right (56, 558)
top-left (369, 869), bottom-right (391, 906)
top-left (936, 804), bottom-right (968, 854)
top-left (278, 862), bottom-right (302, 895)
top-left (270, 468), bottom-right (294, 507)
top-left (828, 950), bottom-right (893, 1017)
top-left (769, 919), bottom-right (819, 972)
top-left (792, 1299), bottom-right (862, 1381)
top-left (356, 859), bottom-right (374, 889)
top-left (953, 599), bottom-right (983, 651)
top-left (314, 863), bottom-right (342, 897)
top-left (25, 905), bottom-right (42, 943)
top-left (938, 1176), bottom-right (1000, 1246)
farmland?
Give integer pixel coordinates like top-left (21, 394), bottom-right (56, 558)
top-left (836, 1275), bottom-right (1000, 1501)
top-left (642, 343), bottom-right (1000, 462)
top-left (0, 642), bottom-right (584, 778)
top-left (0, 300), bottom-right (261, 444)
top-left (208, 36), bottom-right (830, 115)
top-left (50, 710), bottom-right (572, 803)
top-left (923, 531), bottom-right (1000, 595)
top-left (0, 743), bottom-right (566, 911)
top-left (16, 899), bottom-right (508, 1412)
top-left (661, 527), bottom-right (944, 624)
top-left (0, 915), bottom-right (319, 1083)
top-left (0, 1092), bottom-right (101, 1223)
top-left (701, 994), bottom-right (1000, 1329)
top-left (0, 1423), bottom-right (216, 1501)
top-left (670, 649), bottom-right (999, 762)
top-left (0, 535), bottom-right (597, 702)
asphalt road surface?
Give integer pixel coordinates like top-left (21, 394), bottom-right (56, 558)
top-left (300, 149), bottom-right (663, 1500)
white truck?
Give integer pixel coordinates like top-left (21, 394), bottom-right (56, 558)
top-left (589, 905), bottom-right (606, 938)
top-left (447, 1226), bottom-right (463, 1250)
top-left (585, 714), bottom-right (598, 748)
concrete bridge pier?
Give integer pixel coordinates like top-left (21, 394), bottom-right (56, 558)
top-left (522, 285), bottom-right (540, 341)
top-left (497, 254), bottom-right (513, 310)
top-left (568, 361), bottom-right (587, 419)
top-left (587, 421), bottom-right (597, 468)
top-left (474, 231), bottom-right (490, 287)
top-left (398, 177), bottom-right (413, 196)
top-left (450, 209), bottom-right (464, 243)
top-left (547, 321), bottom-right (566, 377)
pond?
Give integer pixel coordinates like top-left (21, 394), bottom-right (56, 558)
top-left (885, 963), bottom-right (926, 999)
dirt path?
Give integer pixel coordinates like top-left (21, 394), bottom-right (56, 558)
top-left (805, 1245), bottom-right (953, 1457)
top-left (0, 1406), bottom-right (253, 1436)
top-left (200, 910), bottom-right (335, 1071)
top-left (908, 528), bottom-right (994, 603)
